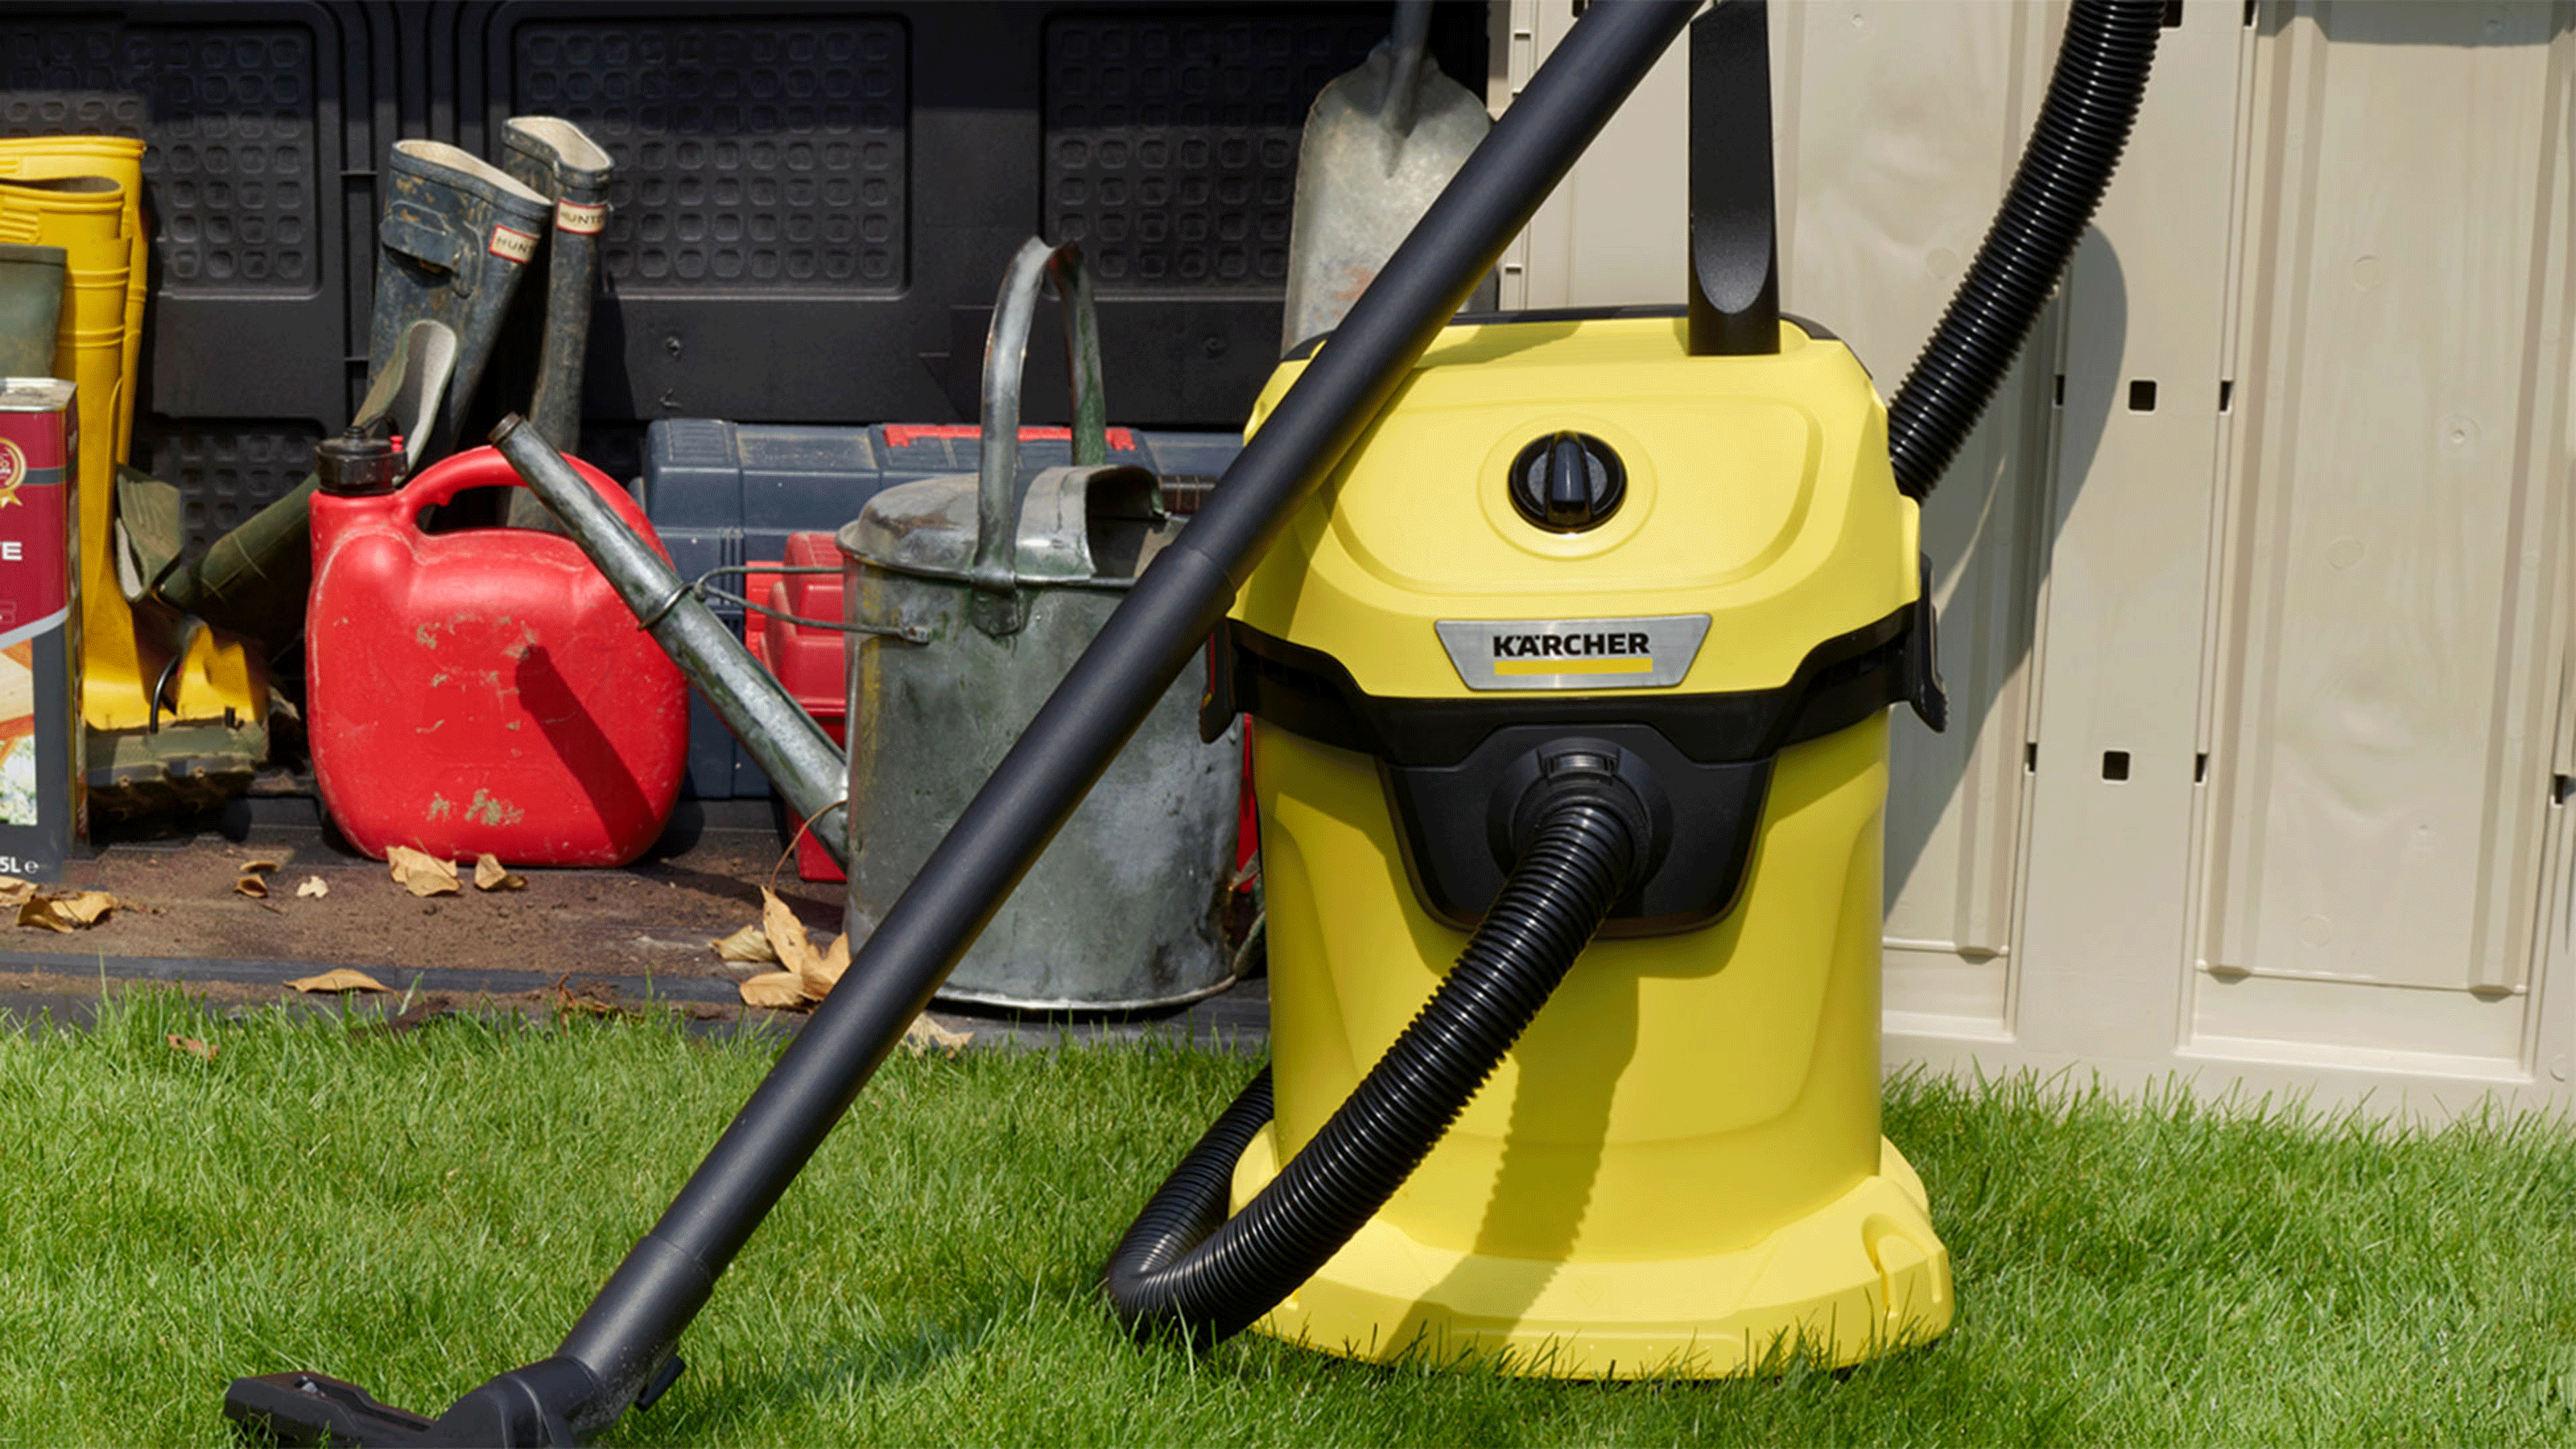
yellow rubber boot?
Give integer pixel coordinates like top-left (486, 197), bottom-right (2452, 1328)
top-left (0, 138), bottom-right (146, 462)
top-left (0, 175), bottom-right (132, 712)
top-left (0, 170), bottom-right (267, 807)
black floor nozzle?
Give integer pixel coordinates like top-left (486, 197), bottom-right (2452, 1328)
top-left (224, 1356), bottom-right (605, 1447)
top-left (225, 1373), bottom-right (436, 1446)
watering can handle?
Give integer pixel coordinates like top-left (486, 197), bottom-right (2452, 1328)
top-left (970, 237), bottom-right (1109, 594)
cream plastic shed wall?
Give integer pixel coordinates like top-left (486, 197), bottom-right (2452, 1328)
top-left (1493, 0), bottom-right (2576, 1117)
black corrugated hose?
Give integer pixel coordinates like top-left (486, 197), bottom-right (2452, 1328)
top-left (1102, 774), bottom-right (1648, 1347)
top-left (1886, 0), bottom-right (2163, 500)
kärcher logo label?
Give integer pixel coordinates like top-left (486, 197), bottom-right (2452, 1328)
top-left (1492, 631), bottom-right (1651, 660)
top-left (1437, 615), bottom-right (1710, 691)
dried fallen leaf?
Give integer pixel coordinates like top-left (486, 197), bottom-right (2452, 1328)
top-left (295, 876), bottom-right (329, 899)
top-left (474, 854), bottom-right (526, 892)
top-left (388, 845), bottom-right (460, 898)
top-left (233, 874), bottom-right (269, 898)
top-left (710, 923), bottom-right (776, 965)
top-left (902, 1014), bottom-right (974, 1055)
top-left (238, 858), bottom-right (281, 874)
top-left (761, 888), bottom-right (824, 981)
top-left (166, 1033), bottom-right (217, 1062)
top-left (800, 932), bottom-right (852, 999)
top-left (285, 968), bottom-right (392, 994)
top-left (552, 974), bottom-right (633, 1019)
top-left (0, 875), bottom-right (33, 908)
top-left (737, 969), bottom-right (811, 1010)
top-left (19, 889), bottom-right (118, 931)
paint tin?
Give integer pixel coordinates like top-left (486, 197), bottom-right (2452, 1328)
top-left (0, 378), bottom-right (84, 879)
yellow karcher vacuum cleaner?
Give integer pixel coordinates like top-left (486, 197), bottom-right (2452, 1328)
top-left (226, 2), bottom-right (2157, 1439)
top-left (1197, 329), bottom-right (1946, 1374)
top-left (1099, 0), bottom-right (1971, 1373)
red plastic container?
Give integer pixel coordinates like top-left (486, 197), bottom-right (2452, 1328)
top-left (744, 532), bottom-right (848, 882)
top-left (308, 445), bottom-right (687, 865)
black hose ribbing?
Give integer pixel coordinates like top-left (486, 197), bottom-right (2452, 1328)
top-left (1104, 782), bottom-right (1645, 1347)
top-left (1885, 0), bottom-right (2162, 500)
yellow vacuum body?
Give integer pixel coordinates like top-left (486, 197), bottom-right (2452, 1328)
top-left (1222, 312), bottom-right (1951, 1375)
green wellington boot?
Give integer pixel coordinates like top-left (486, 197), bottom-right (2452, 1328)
top-left (500, 118), bottom-right (611, 452)
top-left (367, 139), bottom-right (553, 460)
top-left (497, 118), bottom-right (613, 529)
top-left (0, 242), bottom-right (66, 377)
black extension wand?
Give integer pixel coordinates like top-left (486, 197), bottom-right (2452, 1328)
top-left (222, 2), bottom-right (1703, 1443)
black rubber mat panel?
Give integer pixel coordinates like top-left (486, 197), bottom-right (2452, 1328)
top-left (142, 420), bottom-right (326, 554)
top-left (0, 20), bottom-right (144, 130)
top-left (137, 27), bottom-right (321, 291)
top-left (0, 16), bottom-right (323, 294)
top-left (1044, 12), bottom-right (1381, 292)
top-left (512, 18), bottom-right (908, 292)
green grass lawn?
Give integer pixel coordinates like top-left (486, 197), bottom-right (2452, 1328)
top-left (2, 990), bottom-right (2572, 1447)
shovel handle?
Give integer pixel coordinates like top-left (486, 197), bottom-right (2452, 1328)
top-left (1384, 0), bottom-right (1433, 128)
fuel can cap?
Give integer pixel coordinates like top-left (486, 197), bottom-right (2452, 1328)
top-left (314, 425), bottom-right (402, 497)
top-left (1509, 430), bottom-right (1625, 532)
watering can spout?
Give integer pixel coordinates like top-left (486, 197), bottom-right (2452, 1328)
top-left (490, 414), bottom-right (857, 865)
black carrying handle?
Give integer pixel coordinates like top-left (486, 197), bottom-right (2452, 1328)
top-left (1686, 0), bottom-right (1780, 357)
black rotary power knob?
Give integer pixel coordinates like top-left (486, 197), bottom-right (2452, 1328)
top-left (1509, 431), bottom-right (1625, 532)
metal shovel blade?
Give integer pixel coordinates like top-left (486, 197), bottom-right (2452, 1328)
top-left (1279, 0), bottom-right (1492, 356)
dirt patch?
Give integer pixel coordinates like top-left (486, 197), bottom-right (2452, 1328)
top-left (10, 825), bottom-right (848, 989)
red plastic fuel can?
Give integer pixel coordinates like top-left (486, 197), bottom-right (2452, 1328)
top-left (307, 443), bottom-right (687, 865)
